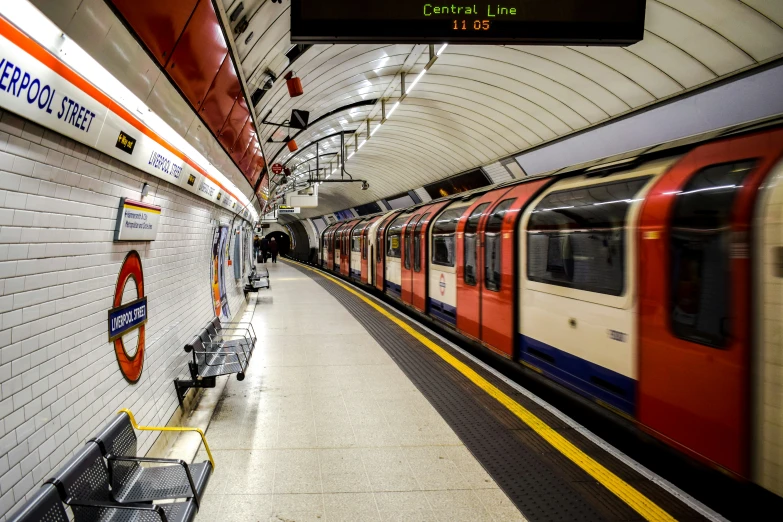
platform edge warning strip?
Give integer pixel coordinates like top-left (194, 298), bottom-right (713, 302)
top-left (286, 260), bottom-right (677, 522)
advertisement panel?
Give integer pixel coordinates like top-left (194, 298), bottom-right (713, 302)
top-left (211, 226), bottom-right (231, 320)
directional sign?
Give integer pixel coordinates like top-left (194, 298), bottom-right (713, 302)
top-left (272, 163), bottom-right (284, 174)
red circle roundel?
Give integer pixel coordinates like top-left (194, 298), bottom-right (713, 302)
top-left (113, 251), bottom-right (145, 383)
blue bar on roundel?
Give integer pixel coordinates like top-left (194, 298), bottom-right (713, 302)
top-left (107, 297), bottom-right (148, 341)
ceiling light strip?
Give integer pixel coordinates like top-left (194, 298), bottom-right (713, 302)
top-left (347, 43), bottom-right (447, 166)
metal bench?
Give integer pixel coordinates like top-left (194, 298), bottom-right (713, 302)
top-left (204, 316), bottom-right (256, 354)
top-left (7, 484), bottom-right (67, 522)
top-left (46, 443), bottom-right (198, 522)
top-left (173, 318), bottom-right (257, 407)
top-left (88, 411), bottom-right (212, 506)
top-left (246, 266), bottom-right (270, 290)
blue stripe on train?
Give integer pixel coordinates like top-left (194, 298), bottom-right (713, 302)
top-left (385, 281), bottom-right (401, 298)
top-left (427, 297), bottom-right (456, 326)
top-left (350, 268), bottom-right (361, 279)
top-left (519, 335), bottom-right (636, 415)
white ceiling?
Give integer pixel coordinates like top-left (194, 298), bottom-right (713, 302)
top-left (221, 0), bottom-right (783, 218)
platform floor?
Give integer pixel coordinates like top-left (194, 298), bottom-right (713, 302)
top-left (195, 261), bottom-right (524, 522)
top-left (194, 260), bottom-right (722, 522)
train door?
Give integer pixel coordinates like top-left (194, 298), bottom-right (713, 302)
top-left (385, 213), bottom-right (410, 299)
top-left (754, 152), bottom-right (783, 497)
top-left (326, 225), bottom-right (337, 270)
top-left (412, 202), bottom-right (449, 312)
top-left (361, 217), bottom-right (380, 284)
top-left (321, 228), bottom-right (329, 267)
top-left (401, 213), bottom-right (423, 305)
top-left (638, 129), bottom-right (783, 477)
top-left (341, 221), bottom-right (358, 277)
top-left (333, 225), bottom-right (342, 272)
top-left (350, 221), bottom-right (366, 280)
top-left (480, 180), bottom-right (551, 357)
top-left (375, 212), bottom-right (401, 291)
top-left (456, 190), bottom-right (508, 341)
top-left (428, 204), bottom-right (471, 326)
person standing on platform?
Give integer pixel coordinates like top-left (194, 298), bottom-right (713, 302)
top-left (270, 237), bottom-right (279, 263)
top-left (260, 236), bottom-right (269, 263)
top-left (253, 235), bottom-right (260, 260)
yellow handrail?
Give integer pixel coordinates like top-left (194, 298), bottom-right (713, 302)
top-left (118, 409), bottom-right (215, 470)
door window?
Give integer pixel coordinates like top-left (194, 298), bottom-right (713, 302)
top-left (432, 208), bottom-right (465, 267)
top-left (464, 203), bottom-right (489, 286)
top-left (669, 160), bottom-right (756, 348)
top-left (485, 200), bottom-right (515, 291)
top-left (414, 213), bottom-right (430, 272)
top-left (387, 214), bottom-right (408, 258)
top-left (527, 177), bottom-right (651, 296)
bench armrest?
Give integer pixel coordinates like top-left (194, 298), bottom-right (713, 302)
top-left (118, 410), bottom-right (215, 471)
top-left (220, 321), bottom-right (257, 338)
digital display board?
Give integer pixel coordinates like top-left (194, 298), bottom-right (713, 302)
top-left (291, 1), bottom-right (646, 45)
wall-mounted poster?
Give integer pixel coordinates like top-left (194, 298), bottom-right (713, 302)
top-left (233, 227), bottom-right (242, 280)
top-left (244, 227), bottom-right (253, 275)
top-left (211, 226), bottom-right (230, 320)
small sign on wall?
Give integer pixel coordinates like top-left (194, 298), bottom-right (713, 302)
top-left (279, 205), bottom-right (300, 214)
top-left (114, 198), bottom-right (161, 241)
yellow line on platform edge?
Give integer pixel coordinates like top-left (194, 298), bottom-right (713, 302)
top-left (286, 260), bottom-right (676, 522)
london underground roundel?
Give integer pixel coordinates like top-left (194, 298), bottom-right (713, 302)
top-left (108, 251), bottom-right (147, 383)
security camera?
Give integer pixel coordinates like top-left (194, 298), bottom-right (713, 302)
top-left (361, 180), bottom-right (369, 190)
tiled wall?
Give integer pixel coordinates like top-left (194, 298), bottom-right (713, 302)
top-left (0, 110), bottom-right (250, 519)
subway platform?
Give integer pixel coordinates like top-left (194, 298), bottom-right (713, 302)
top-left (192, 260), bottom-right (723, 522)
top-left (194, 260), bottom-right (522, 522)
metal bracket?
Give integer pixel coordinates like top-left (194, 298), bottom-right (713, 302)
top-left (174, 375), bottom-right (217, 409)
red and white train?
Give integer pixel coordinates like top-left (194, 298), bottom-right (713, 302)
top-left (318, 120), bottom-right (783, 496)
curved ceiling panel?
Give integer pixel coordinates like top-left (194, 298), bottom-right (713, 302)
top-left (218, 0), bottom-right (783, 217)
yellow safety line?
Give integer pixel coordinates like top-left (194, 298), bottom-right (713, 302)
top-left (118, 409), bottom-right (215, 470)
top-left (286, 260), bottom-right (676, 522)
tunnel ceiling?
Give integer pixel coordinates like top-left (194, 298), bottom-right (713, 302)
top-left (223, 0), bottom-right (783, 218)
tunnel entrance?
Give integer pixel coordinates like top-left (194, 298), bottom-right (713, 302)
top-left (265, 231), bottom-right (290, 257)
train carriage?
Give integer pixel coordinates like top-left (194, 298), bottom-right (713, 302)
top-left (308, 120), bottom-right (783, 496)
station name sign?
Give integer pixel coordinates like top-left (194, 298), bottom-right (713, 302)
top-left (108, 296), bottom-right (147, 342)
top-left (291, 0), bottom-right (646, 45)
top-left (114, 198), bottom-right (161, 241)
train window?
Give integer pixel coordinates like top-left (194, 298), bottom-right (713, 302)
top-left (464, 204), bottom-right (490, 286)
top-left (527, 177), bottom-right (651, 296)
top-left (432, 208), bottom-right (465, 267)
top-left (414, 213), bottom-right (430, 273)
top-left (404, 216), bottom-right (419, 270)
top-left (352, 231), bottom-right (361, 252)
top-left (669, 160), bottom-right (756, 348)
top-left (485, 199), bottom-right (515, 291)
top-left (387, 215), bottom-right (408, 258)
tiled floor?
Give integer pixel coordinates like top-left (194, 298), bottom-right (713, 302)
top-left (195, 261), bottom-right (526, 521)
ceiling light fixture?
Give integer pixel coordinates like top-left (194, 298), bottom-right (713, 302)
top-left (338, 43), bottom-right (447, 169)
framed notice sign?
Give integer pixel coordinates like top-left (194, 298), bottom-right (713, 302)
top-left (114, 198), bottom-right (161, 241)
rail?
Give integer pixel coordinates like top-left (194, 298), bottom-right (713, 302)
top-left (118, 409), bottom-right (215, 470)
